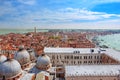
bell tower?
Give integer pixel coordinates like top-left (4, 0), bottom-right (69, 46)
top-left (34, 27), bottom-right (36, 34)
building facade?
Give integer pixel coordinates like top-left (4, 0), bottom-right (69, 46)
top-left (47, 53), bottom-right (102, 66)
top-left (65, 65), bottom-right (120, 80)
top-left (44, 47), bottom-right (120, 80)
top-left (44, 47), bottom-right (119, 66)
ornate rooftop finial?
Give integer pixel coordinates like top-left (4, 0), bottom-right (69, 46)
top-left (18, 45), bottom-right (24, 51)
top-left (41, 54), bottom-right (45, 56)
top-left (7, 52), bottom-right (12, 61)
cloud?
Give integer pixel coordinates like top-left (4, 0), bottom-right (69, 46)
top-left (1, 6), bottom-right (120, 29)
top-left (19, 7), bottom-right (120, 29)
top-left (18, 0), bottom-right (36, 5)
top-left (31, 8), bottom-right (120, 23)
top-left (36, 19), bottom-right (120, 29)
top-left (0, 0), bottom-right (120, 29)
top-left (0, 1), bottom-right (16, 17)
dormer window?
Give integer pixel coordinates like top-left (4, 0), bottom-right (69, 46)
top-left (73, 51), bottom-right (80, 53)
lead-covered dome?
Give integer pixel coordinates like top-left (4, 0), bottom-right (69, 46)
top-left (0, 54), bottom-right (7, 64)
top-left (0, 59), bottom-right (22, 78)
top-left (14, 49), bottom-right (30, 65)
top-left (36, 54), bottom-right (51, 70)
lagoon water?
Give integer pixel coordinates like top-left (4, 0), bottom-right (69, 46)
top-left (0, 29), bottom-right (48, 35)
top-left (98, 34), bottom-right (120, 50)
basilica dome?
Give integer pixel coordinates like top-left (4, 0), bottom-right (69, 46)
top-left (0, 54), bottom-right (7, 63)
top-left (36, 54), bottom-right (51, 70)
top-left (14, 49), bottom-right (30, 65)
top-left (0, 59), bottom-right (22, 79)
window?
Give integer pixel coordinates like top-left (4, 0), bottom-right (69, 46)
top-left (60, 55), bottom-right (61, 59)
top-left (89, 56), bottom-right (91, 59)
top-left (74, 51), bottom-right (80, 53)
top-left (89, 56), bottom-right (92, 59)
top-left (77, 56), bottom-right (79, 59)
top-left (75, 51), bottom-right (77, 53)
top-left (78, 61), bottom-right (80, 64)
top-left (84, 56), bottom-right (87, 59)
top-left (80, 61), bottom-right (81, 64)
top-left (78, 51), bottom-right (80, 53)
top-left (74, 61), bottom-right (76, 64)
top-left (97, 56), bottom-right (99, 59)
top-left (64, 56), bottom-right (66, 59)
top-left (88, 61), bottom-right (90, 64)
top-left (67, 56), bottom-right (69, 59)
top-left (94, 61), bottom-right (96, 63)
top-left (57, 55), bottom-right (58, 59)
top-left (91, 61), bottom-right (92, 63)
top-left (97, 61), bottom-right (99, 64)
top-left (94, 56), bottom-right (96, 59)
top-left (74, 51), bottom-right (77, 53)
top-left (91, 56), bottom-right (92, 59)
top-left (74, 56), bottom-right (79, 59)
top-left (74, 56), bottom-right (76, 59)
top-left (84, 61), bottom-right (87, 63)
top-left (84, 61), bottom-right (85, 63)
top-left (71, 56), bottom-right (73, 59)
top-left (84, 56), bottom-right (86, 59)
top-left (86, 56), bottom-right (87, 59)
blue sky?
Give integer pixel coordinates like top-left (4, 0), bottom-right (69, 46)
top-left (0, 0), bottom-right (120, 29)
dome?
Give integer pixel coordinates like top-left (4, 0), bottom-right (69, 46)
top-left (36, 54), bottom-right (51, 70)
top-left (14, 49), bottom-right (30, 65)
top-left (0, 54), bottom-right (7, 63)
top-left (0, 59), bottom-right (22, 78)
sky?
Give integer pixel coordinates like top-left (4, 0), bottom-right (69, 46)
top-left (0, 0), bottom-right (120, 29)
